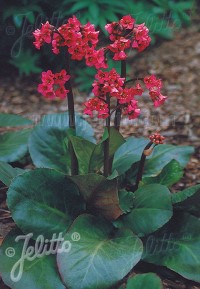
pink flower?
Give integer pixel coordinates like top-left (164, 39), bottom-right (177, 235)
top-left (84, 97), bottom-right (109, 119)
top-left (41, 70), bottom-right (54, 85)
top-left (131, 83), bottom-right (144, 96)
top-left (54, 70), bottom-right (71, 85)
top-left (92, 68), bottom-right (125, 99)
top-left (82, 23), bottom-right (99, 46)
top-left (149, 90), bottom-right (167, 107)
top-left (108, 37), bottom-right (131, 60)
top-left (33, 21), bottom-right (53, 49)
top-left (38, 69), bottom-right (70, 100)
top-left (117, 88), bottom-right (135, 104)
top-left (120, 15), bottom-right (135, 29)
top-left (124, 99), bottom-right (141, 119)
top-left (144, 75), bottom-right (162, 89)
top-left (54, 86), bottom-right (69, 99)
top-left (132, 23), bottom-right (151, 52)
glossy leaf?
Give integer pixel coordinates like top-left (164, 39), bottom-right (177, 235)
top-left (70, 174), bottom-right (123, 220)
top-left (7, 168), bottom-right (85, 239)
top-left (57, 214), bottom-right (143, 289)
top-left (70, 135), bottom-right (95, 174)
top-left (115, 184), bottom-right (172, 237)
top-left (172, 184), bottom-right (200, 217)
top-left (143, 212), bottom-right (200, 282)
top-left (0, 113), bottom-right (33, 127)
top-left (0, 129), bottom-right (31, 162)
top-left (0, 161), bottom-right (25, 186)
top-left (144, 144), bottom-right (194, 176)
top-left (126, 273), bottom-right (162, 289)
top-left (0, 229), bottom-right (65, 289)
top-left (142, 159), bottom-right (183, 187)
top-left (29, 113), bottom-right (95, 173)
top-left (112, 137), bottom-right (149, 175)
top-left (118, 190), bottom-right (134, 213)
top-left (89, 127), bottom-right (125, 173)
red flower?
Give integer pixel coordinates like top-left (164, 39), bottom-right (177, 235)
top-left (132, 23), bottom-right (151, 52)
top-left (149, 90), bottom-right (167, 107)
top-left (120, 15), bottom-right (135, 30)
top-left (33, 21), bottom-right (53, 49)
top-left (84, 97), bottom-right (109, 119)
top-left (124, 99), bottom-right (141, 119)
top-left (38, 70), bottom-right (70, 100)
top-left (144, 75), bottom-right (162, 89)
top-left (54, 70), bottom-right (71, 85)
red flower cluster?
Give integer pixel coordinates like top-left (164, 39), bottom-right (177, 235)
top-left (84, 70), bottom-right (168, 119)
top-left (33, 16), bottom-right (107, 69)
top-left (144, 75), bottom-right (167, 107)
top-left (105, 15), bottom-right (151, 60)
top-left (34, 16), bottom-right (167, 120)
top-left (84, 98), bottom-right (109, 119)
top-left (149, 132), bottom-right (165, 144)
top-left (33, 21), bottom-right (53, 49)
top-left (84, 69), bottom-right (143, 120)
top-left (38, 70), bottom-right (70, 100)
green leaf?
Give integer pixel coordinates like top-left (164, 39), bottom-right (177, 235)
top-left (144, 144), bottom-right (194, 177)
top-left (112, 137), bottom-right (149, 175)
top-left (142, 159), bottom-right (183, 187)
top-left (89, 2), bottom-right (100, 23)
top-left (89, 128), bottom-right (108, 172)
top-left (115, 184), bottom-right (172, 237)
top-left (67, 1), bottom-right (89, 14)
top-left (0, 129), bottom-right (31, 162)
top-left (69, 136), bottom-right (95, 174)
top-left (7, 168), bottom-right (85, 239)
top-left (172, 184), bottom-right (200, 217)
top-left (126, 273), bottom-right (162, 289)
top-left (57, 214), bottom-right (143, 289)
top-left (0, 229), bottom-right (65, 289)
top-left (89, 127), bottom-right (125, 173)
top-left (143, 212), bottom-right (200, 283)
top-left (29, 113), bottom-right (95, 174)
top-left (0, 161), bottom-right (25, 186)
top-left (0, 113), bottom-right (33, 127)
top-left (70, 174), bottom-right (123, 220)
top-left (9, 50), bottom-right (42, 76)
top-left (118, 190), bottom-right (134, 213)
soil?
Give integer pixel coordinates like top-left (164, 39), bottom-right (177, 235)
top-left (0, 22), bottom-right (200, 289)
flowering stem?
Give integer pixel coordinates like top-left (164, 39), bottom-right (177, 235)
top-left (104, 94), bottom-right (111, 177)
top-left (114, 60), bottom-right (126, 130)
top-left (65, 52), bottom-right (78, 175)
top-left (135, 141), bottom-right (153, 190)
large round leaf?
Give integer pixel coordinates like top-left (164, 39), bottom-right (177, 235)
top-left (28, 113), bottom-right (95, 173)
top-left (142, 159), bottom-right (183, 187)
top-left (0, 129), bottom-right (31, 162)
top-left (143, 212), bottom-right (200, 282)
top-left (0, 229), bottom-right (65, 289)
top-left (126, 273), bottom-right (162, 289)
top-left (144, 144), bottom-right (194, 176)
top-left (57, 214), bottom-right (143, 289)
top-left (115, 184), bottom-right (172, 237)
top-left (112, 137), bottom-right (149, 175)
top-left (0, 113), bottom-right (33, 127)
top-left (7, 168), bottom-right (85, 239)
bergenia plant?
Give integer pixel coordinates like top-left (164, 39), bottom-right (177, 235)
top-left (0, 15), bottom-right (200, 289)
